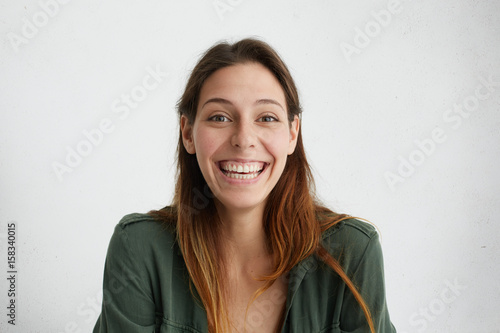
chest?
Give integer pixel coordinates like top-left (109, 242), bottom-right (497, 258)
top-left (226, 276), bottom-right (288, 333)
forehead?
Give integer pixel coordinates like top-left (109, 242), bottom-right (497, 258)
top-left (198, 62), bottom-right (287, 109)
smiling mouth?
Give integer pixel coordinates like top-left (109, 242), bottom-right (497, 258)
top-left (218, 161), bottom-right (267, 180)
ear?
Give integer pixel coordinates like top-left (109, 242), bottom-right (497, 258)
top-left (181, 115), bottom-right (196, 154)
top-left (288, 115), bottom-right (300, 155)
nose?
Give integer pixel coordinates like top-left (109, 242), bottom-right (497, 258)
top-left (231, 119), bottom-right (256, 149)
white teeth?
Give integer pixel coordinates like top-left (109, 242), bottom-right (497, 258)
top-left (223, 172), bottom-right (259, 180)
top-left (223, 164), bottom-right (239, 172)
top-left (220, 162), bottom-right (265, 177)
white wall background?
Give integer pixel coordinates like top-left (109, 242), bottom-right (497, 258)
top-left (1, 0), bottom-right (499, 332)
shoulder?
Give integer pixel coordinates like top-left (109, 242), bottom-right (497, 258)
top-left (320, 218), bottom-right (382, 275)
top-left (107, 212), bottom-right (178, 263)
top-left (322, 217), bottom-right (378, 242)
top-left (116, 212), bottom-right (175, 236)
top-left (114, 212), bottom-right (175, 241)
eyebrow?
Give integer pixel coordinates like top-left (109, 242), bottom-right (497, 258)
top-left (255, 98), bottom-right (285, 111)
top-left (201, 98), bottom-right (232, 109)
top-left (201, 98), bottom-right (285, 111)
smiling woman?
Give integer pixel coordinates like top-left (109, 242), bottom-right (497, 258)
top-left (93, 38), bottom-right (396, 333)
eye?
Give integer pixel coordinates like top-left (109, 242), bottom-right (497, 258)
top-left (258, 115), bottom-right (278, 122)
top-left (209, 115), bottom-right (230, 122)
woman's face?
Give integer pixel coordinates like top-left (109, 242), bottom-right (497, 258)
top-left (181, 62), bottom-right (299, 215)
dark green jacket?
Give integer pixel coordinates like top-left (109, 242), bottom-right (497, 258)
top-left (93, 213), bottom-right (396, 332)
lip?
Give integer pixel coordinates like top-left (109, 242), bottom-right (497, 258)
top-left (218, 159), bottom-right (266, 164)
top-left (216, 160), bottom-right (269, 184)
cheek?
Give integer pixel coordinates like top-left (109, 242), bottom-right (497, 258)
top-left (194, 128), bottom-right (221, 160)
top-left (262, 129), bottom-right (292, 160)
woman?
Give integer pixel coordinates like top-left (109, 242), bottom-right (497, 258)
top-left (93, 38), bottom-right (396, 333)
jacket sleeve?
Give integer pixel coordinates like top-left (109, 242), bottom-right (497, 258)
top-left (340, 231), bottom-right (396, 333)
top-left (93, 223), bottom-right (160, 332)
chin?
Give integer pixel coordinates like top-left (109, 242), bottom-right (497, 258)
top-left (215, 196), bottom-right (267, 213)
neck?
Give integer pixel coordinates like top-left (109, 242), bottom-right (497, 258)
top-left (214, 201), bottom-right (272, 274)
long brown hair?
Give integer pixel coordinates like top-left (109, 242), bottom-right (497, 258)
top-left (148, 38), bottom-right (375, 333)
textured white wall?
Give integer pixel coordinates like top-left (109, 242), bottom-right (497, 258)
top-left (1, 0), bottom-right (499, 332)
